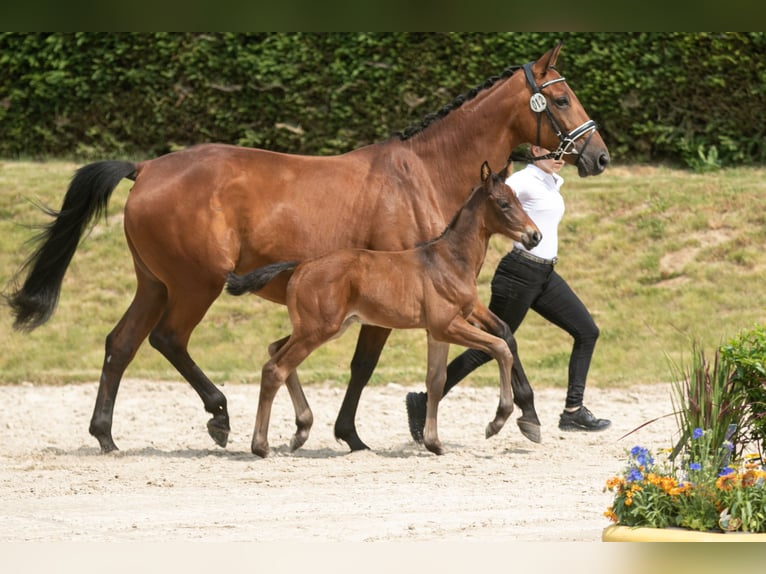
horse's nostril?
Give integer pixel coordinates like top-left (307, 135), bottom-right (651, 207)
top-left (599, 153), bottom-right (610, 169)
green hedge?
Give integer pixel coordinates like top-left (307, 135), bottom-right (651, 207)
top-left (1, 32), bottom-right (764, 166)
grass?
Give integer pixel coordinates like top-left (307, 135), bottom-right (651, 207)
top-left (1, 160), bottom-right (765, 395)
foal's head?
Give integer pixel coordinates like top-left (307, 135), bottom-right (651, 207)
top-left (479, 161), bottom-right (541, 250)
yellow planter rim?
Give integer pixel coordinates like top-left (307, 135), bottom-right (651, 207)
top-left (603, 524), bottom-right (766, 542)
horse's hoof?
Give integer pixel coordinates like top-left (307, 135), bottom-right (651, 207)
top-left (290, 432), bottom-right (309, 452)
top-left (207, 418), bottom-right (230, 448)
top-left (485, 421), bottom-right (504, 439)
top-left (424, 441), bottom-right (445, 455)
top-left (517, 418), bottom-right (542, 443)
top-left (98, 440), bottom-right (119, 454)
top-left (251, 443), bottom-right (270, 458)
top-left (334, 427), bottom-right (370, 452)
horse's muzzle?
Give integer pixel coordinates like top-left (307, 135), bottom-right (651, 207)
top-left (521, 229), bottom-right (542, 250)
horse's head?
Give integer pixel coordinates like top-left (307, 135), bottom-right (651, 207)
top-left (480, 161), bottom-right (541, 250)
top-left (516, 43), bottom-right (610, 177)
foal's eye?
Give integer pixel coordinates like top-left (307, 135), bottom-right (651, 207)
top-left (498, 200), bottom-right (510, 209)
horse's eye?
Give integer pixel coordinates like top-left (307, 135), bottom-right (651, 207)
top-left (555, 96), bottom-right (569, 107)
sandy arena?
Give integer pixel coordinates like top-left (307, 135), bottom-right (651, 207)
top-left (0, 378), bottom-right (678, 544)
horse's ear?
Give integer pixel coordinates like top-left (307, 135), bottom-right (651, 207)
top-left (480, 161), bottom-right (491, 183)
top-left (499, 160), bottom-right (512, 181)
top-left (532, 42), bottom-right (563, 79)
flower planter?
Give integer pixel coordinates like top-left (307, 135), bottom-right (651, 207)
top-left (602, 524), bottom-right (766, 542)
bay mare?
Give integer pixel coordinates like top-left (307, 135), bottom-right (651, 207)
top-left (226, 161), bottom-right (541, 457)
top-left (6, 43), bottom-right (609, 454)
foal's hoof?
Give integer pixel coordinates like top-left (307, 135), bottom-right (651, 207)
top-left (207, 418), bottom-right (230, 448)
top-left (424, 441), bottom-right (445, 456)
top-left (251, 443), bottom-right (270, 458)
top-left (485, 420), bottom-right (505, 439)
top-left (517, 418), bottom-right (542, 444)
top-left (290, 431), bottom-right (309, 452)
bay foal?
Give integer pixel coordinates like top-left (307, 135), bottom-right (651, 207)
top-left (226, 162), bottom-right (541, 456)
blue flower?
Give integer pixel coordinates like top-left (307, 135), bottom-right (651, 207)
top-left (626, 468), bottom-right (643, 482)
top-left (629, 446), bottom-right (653, 467)
top-left (689, 462), bottom-right (702, 471)
top-left (692, 428), bottom-right (704, 440)
top-left (719, 466), bottom-right (736, 476)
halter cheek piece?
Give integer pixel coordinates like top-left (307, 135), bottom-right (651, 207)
top-left (521, 62), bottom-right (597, 164)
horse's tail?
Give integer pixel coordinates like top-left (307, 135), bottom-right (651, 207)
top-left (225, 261), bottom-right (299, 296)
top-left (5, 160), bottom-right (137, 332)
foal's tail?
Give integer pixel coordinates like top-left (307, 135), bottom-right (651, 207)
top-left (226, 261), bottom-right (299, 296)
top-left (5, 160), bottom-right (137, 332)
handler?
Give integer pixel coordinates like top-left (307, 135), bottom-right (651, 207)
top-left (406, 145), bottom-right (611, 441)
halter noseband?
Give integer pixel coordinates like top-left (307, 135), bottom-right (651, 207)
top-left (521, 62), bottom-right (597, 164)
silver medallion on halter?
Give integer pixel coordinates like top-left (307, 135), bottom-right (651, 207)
top-left (529, 93), bottom-right (547, 113)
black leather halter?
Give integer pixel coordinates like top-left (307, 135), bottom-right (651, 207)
top-left (521, 62), bottom-right (598, 164)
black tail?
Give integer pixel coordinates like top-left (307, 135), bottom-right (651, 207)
top-left (4, 160), bottom-right (137, 332)
top-left (226, 261), bottom-right (299, 296)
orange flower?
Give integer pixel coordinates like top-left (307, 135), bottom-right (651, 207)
top-left (604, 508), bottom-right (618, 523)
top-left (741, 470), bottom-right (758, 487)
top-left (716, 473), bottom-right (738, 491)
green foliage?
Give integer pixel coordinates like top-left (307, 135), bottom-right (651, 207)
top-left (1, 32), bottom-right (765, 165)
top-left (720, 324), bottom-right (766, 457)
top-left (668, 344), bottom-right (747, 461)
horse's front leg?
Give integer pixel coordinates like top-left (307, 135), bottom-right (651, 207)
top-left (333, 325), bottom-right (391, 451)
top-left (469, 302), bottom-right (541, 443)
top-left (423, 335), bottom-right (450, 455)
top-left (440, 316), bottom-right (515, 439)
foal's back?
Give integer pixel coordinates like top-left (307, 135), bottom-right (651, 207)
top-left (285, 243), bottom-right (473, 335)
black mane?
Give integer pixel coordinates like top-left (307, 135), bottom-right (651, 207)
top-left (395, 65), bottom-right (522, 141)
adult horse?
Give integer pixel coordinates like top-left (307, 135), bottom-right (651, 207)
top-left (7, 43), bottom-right (609, 454)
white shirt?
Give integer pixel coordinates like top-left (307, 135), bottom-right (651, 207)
top-left (505, 163), bottom-right (565, 260)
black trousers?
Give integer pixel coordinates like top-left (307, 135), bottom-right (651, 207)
top-left (444, 248), bottom-right (599, 409)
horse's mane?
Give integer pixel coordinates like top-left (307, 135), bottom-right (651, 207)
top-left (395, 65), bottom-right (522, 141)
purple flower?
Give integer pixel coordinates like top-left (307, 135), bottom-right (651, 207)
top-left (719, 466), bottom-right (736, 476)
top-left (693, 428), bottom-right (704, 440)
top-left (689, 462), bottom-right (702, 471)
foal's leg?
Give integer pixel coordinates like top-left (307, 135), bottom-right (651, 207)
top-left (423, 336), bottom-right (450, 455)
top-left (253, 333), bottom-right (324, 457)
top-left (469, 303), bottom-right (541, 443)
top-left (333, 325), bottom-right (392, 451)
top-left (89, 270), bottom-right (167, 452)
top-left (148, 282), bottom-right (230, 448)
top-left (439, 316), bottom-right (515, 439)
top-left (266, 335), bottom-right (314, 452)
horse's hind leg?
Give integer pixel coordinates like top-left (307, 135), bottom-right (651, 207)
top-left (267, 335), bottom-right (314, 452)
top-left (148, 284), bottom-right (230, 448)
top-left (253, 333), bottom-right (322, 457)
top-left (89, 273), bottom-right (167, 453)
top-left (333, 325), bottom-right (391, 451)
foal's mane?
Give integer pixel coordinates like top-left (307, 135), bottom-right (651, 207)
top-left (415, 179), bottom-right (492, 249)
top-left (395, 65), bottom-right (522, 141)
